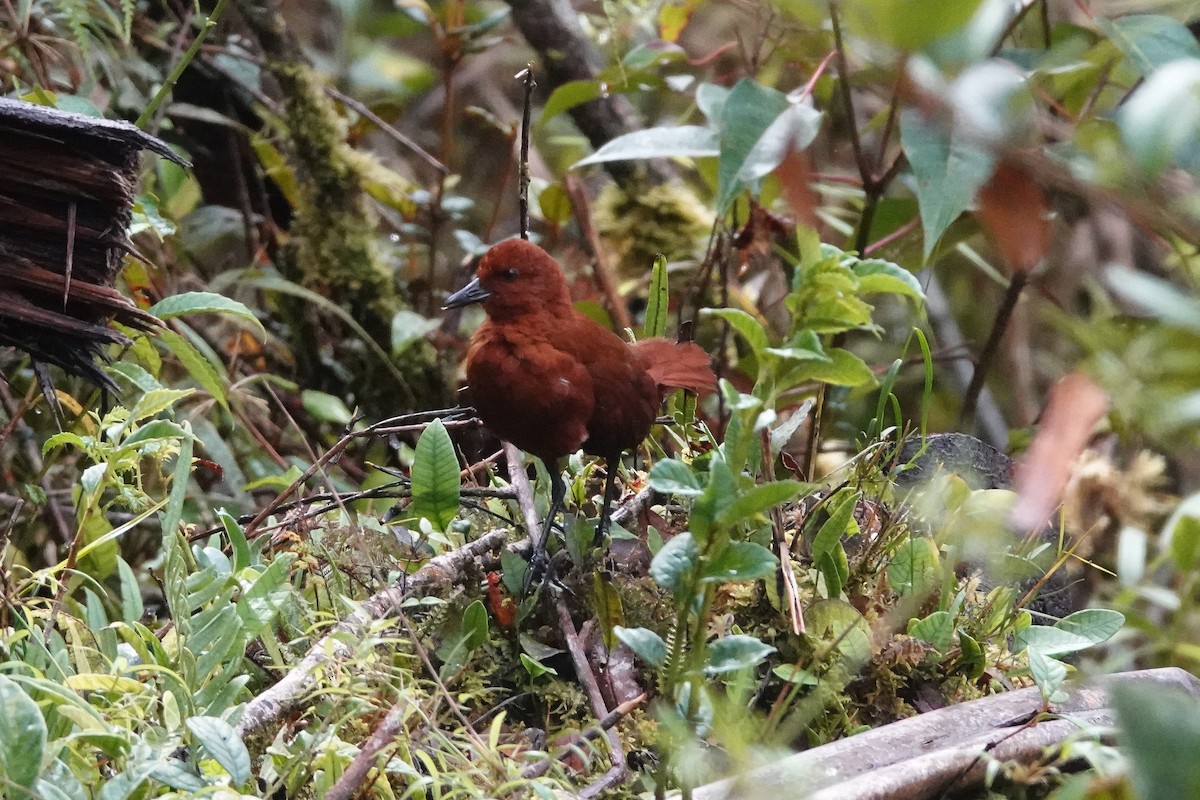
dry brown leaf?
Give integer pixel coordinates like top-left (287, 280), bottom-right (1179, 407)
top-left (976, 159), bottom-right (1051, 274)
top-left (1011, 372), bottom-right (1109, 532)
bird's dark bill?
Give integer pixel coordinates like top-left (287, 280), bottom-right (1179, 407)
top-left (443, 276), bottom-right (491, 309)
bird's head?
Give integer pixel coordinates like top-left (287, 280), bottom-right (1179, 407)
top-left (443, 239), bottom-right (573, 321)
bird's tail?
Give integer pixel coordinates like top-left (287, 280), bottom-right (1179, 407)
top-left (633, 338), bottom-right (718, 396)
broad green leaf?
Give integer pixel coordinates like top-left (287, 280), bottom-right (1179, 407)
top-left (772, 664), bottom-right (818, 685)
top-left (715, 79), bottom-right (790, 212)
top-left (107, 361), bottom-right (163, 393)
top-left (715, 480), bottom-right (803, 529)
top-left (573, 125), bottom-right (717, 168)
top-left (1054, 609), bottom-right (1124, 646)
top-left (537, 182), bottom-right (572, 226)
top-left (806, 599), bottom-right (872, 664)
top-left (129, 388), bottom-right (194, 425)
top-left (461, 599), bottom-right (489, 650)
top-left (519, 653), bottom-right (558, 678)
top-left (1170, 516), bottom-right (1200, 571)
top-left (644, 254), bottom-right (669, 338)
top-left (691, 457), bottom-right (737, 543)
top-left (1097, 14), bottom-right (1200, 77)
top-left (800, 348), bottom-right (878, 387)
top-left (185, 716), bottom-right (251, 786)
top-left (649, 531), bottom-right (699, 597)
top-left (409, 418), bottom-right (461, 532)
top-left (43, 431), bottom-right (87, 455)
top-left (704, 635), bottom-right (776, 675)
top-left (648, 459), bottom-right (704, 497)
top-left (900, 107), bottom-right (995, 260)
top-left (614, 626), bottom-right (667, 667)
top-left (816, 543), bottom-right (849, 599)
top-left (1027, 647), bottom-right (1068, 704)
top-left (811, 491), bottom-right (858, 561)
top-left (845, 0), bottom-right (984, 50)
top-left (1114, 682), bottom-right (1200, 800)
top-left (887, 536), bottom-right (940, 595)
top-left (0, 675), bottom-right (47, 793)
top-left (958, 630), bottom-right (986, 679)
top-left (81, 462), bottom-right (108, 496)
top-left (853, 259), bottom-right (925, 302)
top-left (301, 390), bottom-right (353, 426)
top-left (1014, 625), bottom-right (1094, 657)
top-left (122, 419), bottom-right (191, 448)
top-left (1117, 60), bottom-right (1200, 175)
top-left (908, 610), bottom-right (953, 652)
top-left (700, 541), bottom-right (778, 583)
top-left (701, 307), bottom-right (770, 361)
top-left (541, 79), bottom-right (605, 122)
top-left (391, 309), bottom-right (440, 357)
top-left (150, 291), bottom-right (265, 338)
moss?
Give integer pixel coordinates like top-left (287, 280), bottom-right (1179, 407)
top-left (594, 180), bottom-right (713, 278)
top-left (273, 62), bottom-right (397, 328)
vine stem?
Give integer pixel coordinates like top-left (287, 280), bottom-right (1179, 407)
top-left (137, 0), bottom-right (231, 130)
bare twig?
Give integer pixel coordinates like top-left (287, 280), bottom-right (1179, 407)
top-left (505, 442), bottom-right (540, 540)
top-left (517, 65), bottom-right (536, 240)
top-left (325, 85), bottom-right (449, 176)
top-left (961, 270), bottom-right (1028, 427)
top-left (564, 175), bottom-right (634, 332)
top-left (554, 594), bottom-right (627, 785)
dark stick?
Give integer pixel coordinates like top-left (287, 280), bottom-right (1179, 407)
top-left (961, 270), bottom-right (1028, 427)
top-left (517, 65), bottom-right (536, 240)
top-left (593, 455), bottom-right (620, 545)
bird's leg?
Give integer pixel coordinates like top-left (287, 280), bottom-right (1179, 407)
top-left (593, 454), bottom-right (620, 546)
top-left (526, 463), bottom-right (567, 591)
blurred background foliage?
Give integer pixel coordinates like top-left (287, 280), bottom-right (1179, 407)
top-left (1, 0), bottom-right (1200, 797)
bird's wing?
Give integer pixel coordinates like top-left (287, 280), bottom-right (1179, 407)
top-left (466, 325), bottom-right (595, 462)
top-left (631, 338), bottom-right (717, 396)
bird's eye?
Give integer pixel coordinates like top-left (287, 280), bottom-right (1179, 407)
top-left (503, 268), bottom-right (519, 280)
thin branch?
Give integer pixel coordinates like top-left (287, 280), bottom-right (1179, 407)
top-left (564, 175), bottom-right (634, 332)
top-left (961, 270), bottom-right (1028, 427)
top-left (517, 65), bottom-right (536, 240)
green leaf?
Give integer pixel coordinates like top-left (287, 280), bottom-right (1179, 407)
top-left (129, 388), bottom-right (194, 425)
top-left (541, 79), bottom-right (605, 122)
top-left (156, 328), bottom-right (229, 411)
top-left (1027, 647), bottom-right (1068, 704)
top-left (644, 254), bottom-right (669, 338)
top-left (811, 491), bottom-right (857, 562)
top-left (218, 509), bottom-right (251, 573)
top-left (772, 664), bottom-right (818, 685)
top-left (1116, 60), bottom-right (1200, 176)
top-left (648, 458), bottom-right (704, 497)
top-left (519, 653), bottom-right (558, 678)
top-left (845, 0), bottom-right (984, 51)
top-left (691, 457), bottom-right (737, 543)
top-left (715, 480), bottom-right (803, 529)
top-left (649, 532), bottom-right (699, 597)
top-left (1170, 516), bottom-right (1200, 571)
top-left (887, 536), bottom-right (940, 595)
top-left (700, 541), bottom-right (778, 583)
top-left (908, 610), bottom-right (953, 653)
top-left (573, 125), bottom-right (717, 168)
top-left (1113, 682), bottom-right (1200, 800)
top-left (391, 309), bottom-right (440, 357)
top-left (150, 291), bottom-right (265, 338)
top-left (1014, 625), bottom-right (1094, 658)
top-left (301, 390), bottom-right (353, 426)
top-left (537, 182), bottom-right (572, 226)
top-left (704, 635), bottom-right (776, 675)
top-left (185, 716), bottom-right (251, 786)
top-left (816, 544), bottom-right (849, 599)
top-left (715, 79), bottom-right (791, 212)
top-left (0, 675), bottom-right (47, 793)
top-left (853, 259), bottom-right (925, 302)
top-left (122, 419), bottom-right (191, 448)
top-left (614, 626), bottom-right (668, 668)
top-left (1097, 14), bottom-right (1200, 77)
top-left (409, 418), bottom-right (461, 532)
top-left (1054, 609), bottom-right (1124, 646)
top-left (461, 599), bottom-right (489, 650)
top-left (701, 307), bottom-right (770, 361)
top-left (958, 631), bottom-right (985, 680)
top-left (107, 361), bottom-right (164, 393)
top-left (801, 348), bottom-right (878, 388)
top-left (900, 107), bottom-right (995, 260)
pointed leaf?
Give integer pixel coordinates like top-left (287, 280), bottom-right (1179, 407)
top-left (151, 291), bottom-right (265, 338)
top-left (409, 418), bottom-right (461, 532)
top-left (573, 126), bottom-right (717, 167)
top-left (649, 458), bottom-right (703, 496)
top-left (185, 716), bottom-right (250, 786)
top-left (716, 480), bottom-right (803, 529)
top-left (700, 541), bottom-right (777, 583)
top-left (0, 675), bottom-right (47, 792)
top-left (614, 626), bottom-right (667, 668)
top-left (704, 635), bottom-right (775, 675)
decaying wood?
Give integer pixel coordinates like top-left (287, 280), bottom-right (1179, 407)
top-left (0, 98), bottom-right (185, 387)
top-left (690, 667), bottom-right (1200, 800)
